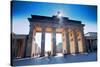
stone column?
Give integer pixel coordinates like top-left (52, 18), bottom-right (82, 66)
top-left (90, 39), bottom-right (94, 52)
top-left (88, 39), bottom-right (91, 52)
top-left (62, 30), bottom-right (67, 55)
top-left (31, 29), bottom-right (36, 57)
top-left (26, 25), bottom-right (36, 57)
top-left (66, 29), bottom-right (70, 54)
top-left (62, 29), bottom-right (70, 55)
top-left (80, 30), bottom-right (86, 53)
top-left (73, 30), bottom-right (79, 53)
top-left (22, 39), bottom-right (26, 58)
top-left (51, 28), bottom-right (56, 56)
top-left (19, 40), bottom-right (23, 58)
top-left (40, 27), bottom-right (45, 57)
top-left (23, 36), bottom-right (28, 58)
top-left (91, 39), bottom-right (94, 52)
top-left (14, 39), bottom-right (17, 58)
top-left (85, 39), bottom-right (89, 52)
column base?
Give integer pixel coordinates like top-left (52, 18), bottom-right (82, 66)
top-left (51, 53), bottom-right (56, 56)
top-left (25, 55), bottom-right (31, 58)
top-left (67, 52), bottom-right (70, 55)
top-left (40, 54), bottom-right (45, 57)
top-left (63, 52), bottom-right (71, 55)
top-left (78, 52), bottom-right (87, 54)
top-left (63, 53), bottom-right (67, 55)
top-left (75, 52), bottom-right (79, 54)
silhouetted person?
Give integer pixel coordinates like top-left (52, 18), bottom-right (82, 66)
top-left (47, 51), bottom-right (51, 57)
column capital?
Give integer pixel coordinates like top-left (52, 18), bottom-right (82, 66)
top-left (51, 27), bottom-right (56, 32)
top-left (62, 27), bottom-right (68, 32)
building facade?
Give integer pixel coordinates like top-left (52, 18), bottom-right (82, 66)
top-left (11, 15), bottom-right (97, 59)
top-left (85, 32), bottom-right (97, 52)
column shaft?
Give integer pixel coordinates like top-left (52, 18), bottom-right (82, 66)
top-left (14, 39), bottom-right (17, 58)
top-left (73, 30), bottom-right (79, 53)
top-left (51, 28), bottom-right (56, 56)
top-left (80, 30), bottom-right (86, 52)
top-left (91, 39), bottom-right (94, 52)
top-left (66, 30), bottom-right (70, 54)
top-left (85, 39), bottom-right (89, 52)
top-left (90, 39), bottom-right (94, 52)
top-left (62, 30), bottom-right (67, 55)
top-left (31, 29), bottom-right (36, 57)
top-left (22, 39), bottom-right (25, 58)
top-left (26, 26), bottom-right (35, 57)
top-left (40, 28), bottom-right (45, 57)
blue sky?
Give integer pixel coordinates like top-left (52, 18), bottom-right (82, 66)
top-left (12, 1), bottom-right (97, 51)
top-left (12, 1), bottom-right (97, 22)
top-left (12, 1), bottom-right (97, 34)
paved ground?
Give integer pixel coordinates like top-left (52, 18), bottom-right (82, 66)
top-left (12, 52), bottom-right (97, 66)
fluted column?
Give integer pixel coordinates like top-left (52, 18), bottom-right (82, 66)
top-left (22, 39), bottom-right (26, 58)
top-left (85, 39), bottom-right (89, 52)
top-left (51, 28), bottom-right (56, 56)
top-left (80, 30), bottom-right (86, 53)
top-left (14, 39), bottom-right (17, 58)
top-left (40, 27), bottom-right (45, 57)
top-left (73, 30), bottom-right (79, 53)
top-left (69, 29), bottom-right (75, 54)
top-left (91, 39), bottom-right (94, 52)
top-left (31, 28), bottom-right (36, 57)
top-left (62, 28), bottom-right (70, 55)
top-left (62, 30), bottom-right (67, 55)
top-left (90, 39), bottom-right (94, 52)
top-left (26, 25), bottom-right (36, 57)
top-left (66, 29), bottom-right (70, 54)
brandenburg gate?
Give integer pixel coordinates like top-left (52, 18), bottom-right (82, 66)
top-left (25, 14), bottom-right (86, 57)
